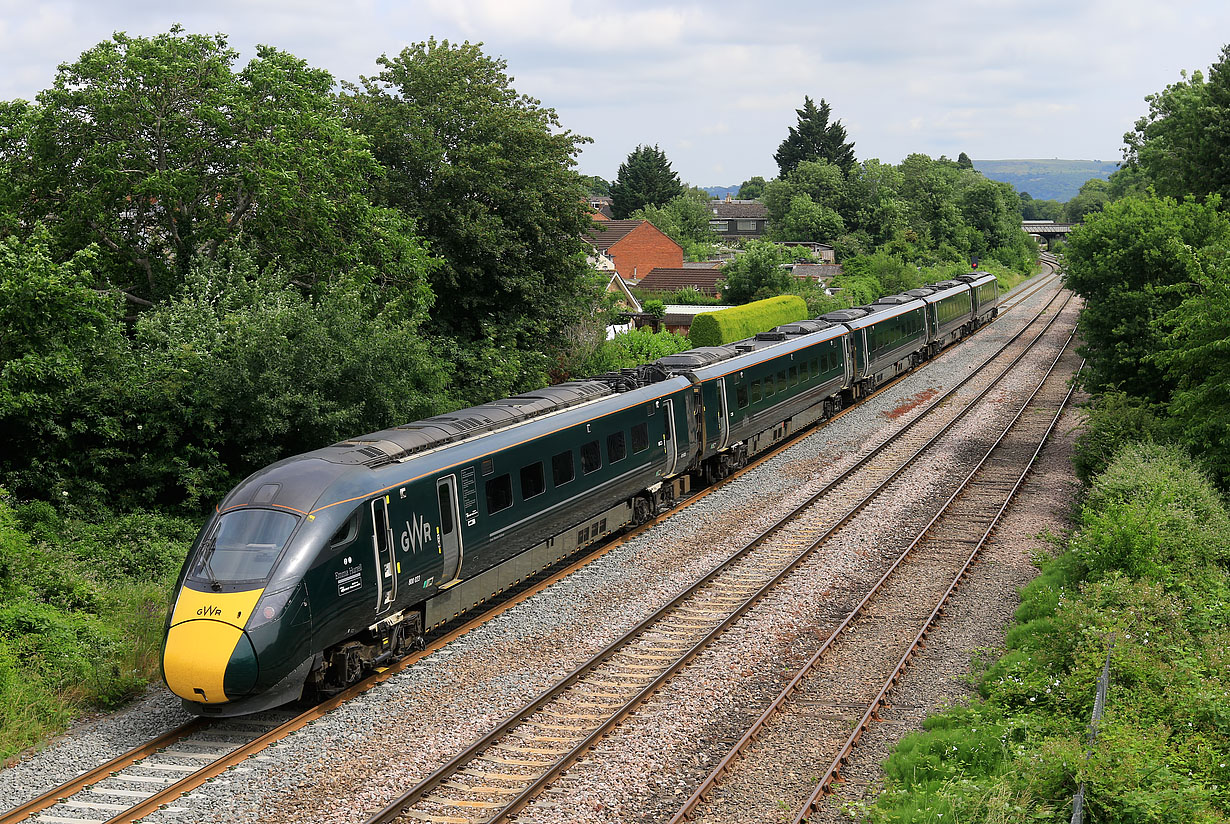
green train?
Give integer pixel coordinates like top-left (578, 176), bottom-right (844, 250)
top-left (162, 273), bottom-right (998, 715)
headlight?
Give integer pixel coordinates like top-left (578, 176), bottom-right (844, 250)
top-left (247, 587), bottom-right (295, 629)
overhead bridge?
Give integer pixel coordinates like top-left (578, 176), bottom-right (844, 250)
top-left (1023, 221), bottom-right (1074, 249)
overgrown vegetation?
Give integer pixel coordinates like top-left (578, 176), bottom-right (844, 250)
top-left (864, 44), bottom-right (1230, 822)
top-left (689, 295), bottom-right (809, 347)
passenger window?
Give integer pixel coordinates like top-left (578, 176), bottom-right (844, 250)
top-left (812, 357), bottom-right (820, 375)
top-left (485, 474), bottom-right (513, 514)
top-left (631, 422), bottom-right (649, 453)
top-left (736, 384), bottom-right (749, 408)
top-left (581, 440), bottom-right (601, 474)
top-left (607, 431), bottom-right (626, 463)
top-left (778, 370), bottom-right (787, 388)
top-left (751, 380), bottom-right (762, 403)
top-left (799, 360), bottom-right (808, 382)
top-left (789, 365), bottom-right (798, 386)
top-left (520, 462), bottom-right (545, 500)
top-left (764, 374), bottom-right (775, 396)
top-left (552, 450), bottom-right (574, 486)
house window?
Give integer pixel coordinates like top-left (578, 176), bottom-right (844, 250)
top-left (710, 220), bottom-right (729, 232)
top-left (737, 220), bottom-right (758, 232)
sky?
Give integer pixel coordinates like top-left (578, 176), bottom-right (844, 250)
top-left (1, 0), bottom-right (1227, 187)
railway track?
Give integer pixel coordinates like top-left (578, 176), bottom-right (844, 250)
top-left (669, 330), bottom-right (1082, 824)
top-left (358, 288), bottom-right (1077, 823)
top-left (0, 268), bottom-right (1066, 824)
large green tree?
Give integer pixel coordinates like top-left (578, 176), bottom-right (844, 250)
top-left (774, 96), bottom-right (856, 178)
top-left (1123, 44), bottom-right (1230, 201)
top-left (1064, 194), bottom-right (1230, 402)
top-left (0, 27), bottom-right (421, 306)
top-left (609, 144), bottom-right (683, 219)
top-left (344, 39), bottom-right (600, 401)
top-left (632, 189), bottom-right (716, 260)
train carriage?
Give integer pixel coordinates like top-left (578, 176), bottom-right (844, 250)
top-left (959, 272), bottom-right (1000, 326)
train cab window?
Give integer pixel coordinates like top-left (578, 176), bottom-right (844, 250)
top-left (581, 440), bottom-right (602, 474)
top-left (189, 509), bottom-right (299, 585)
top-left (736, 384), bottom-right (749, 409)
top-left (764, 375), bottom-right (775, 396)
top-left (485, 474), bottom-right (513, 514)
top-left (789, 365), bottom-right (798, 386)
top-left (552, 450), bottom-right (575, 486)
top-left (520, 462), bottom-right (545, 500)
top-left (607, 431), bottom-right (626, 463)
top-left (329, 513), bottom-right (359, 549)
top-left (751, 380), bottom-right (762, 403)
top-left (631, 422), bottom-right (649, 453)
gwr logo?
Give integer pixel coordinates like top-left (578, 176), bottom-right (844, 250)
top-left (196, 605), bottom-right (223, 618)
top-left (401, 513), bottom-right (434, 554)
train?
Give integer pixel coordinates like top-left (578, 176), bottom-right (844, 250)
top-left (161, 272), bottom-right (999, 716)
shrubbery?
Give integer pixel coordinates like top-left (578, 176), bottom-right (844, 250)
top-left (865, 444), bottom-right (1230, 822)
top-left (689, 295), bottom-right (809, 347)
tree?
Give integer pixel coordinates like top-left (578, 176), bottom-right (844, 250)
top-left (957, 152), bottom-right (974, 170)
top-left (580, 175), bottom-right (610, 196)
top-left (1122, 44), bottom-right (1230, 201)
top-left (1063, 194), bottom-right (1230, 402)
top-left (774, 96), bottom-right (856, 178)
top-left (0, 28), bottom-right (422, 306)
top-left (776, 194), bottom-right (845, 243)
top-left (1065, 178), bottom-right (1110, 222)
top-left (718, 241), bottom-right (798, 304)
top-left (632, 190), bottom-right (716, 261)
top-left (609, 145), bottom-right (683, 219)
top-left (737, 176), bottom-right (767, 200)
top-left (345, 38), bottom-right (600, 402)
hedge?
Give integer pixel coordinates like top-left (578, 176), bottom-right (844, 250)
top-left (688, 295), bottom-right (809, 347)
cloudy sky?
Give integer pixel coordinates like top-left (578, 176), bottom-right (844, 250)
top-left (1, 0), bottom-right (1227, 186)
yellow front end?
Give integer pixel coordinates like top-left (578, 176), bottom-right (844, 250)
top-left (163, 586), bottom-right (264, 704)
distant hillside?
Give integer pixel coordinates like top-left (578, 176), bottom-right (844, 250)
top-left (973, 159), bottom-right (1120, 202)
top-left (703, 185), bottom-right (740, 200)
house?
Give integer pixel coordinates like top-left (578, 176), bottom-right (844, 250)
top-left (588, 196), bottom-right (615, 219)
top-left (635, 266), bottom-right (724, 297)
top-left (588, 220), bottom-right (683, 284)
top-left (708, 196), bottom-right (769, 241)
top-left (604, 272), bottom-right (642, 339)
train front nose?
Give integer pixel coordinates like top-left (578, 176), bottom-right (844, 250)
top-left (163, 588), bottom-right (263, 704)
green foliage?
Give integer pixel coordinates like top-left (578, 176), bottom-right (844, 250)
top-left (0, 27), bottom-right (410, 305)
top-left (736, 176), bottom-right (767, 200)
top-left (130, 255), bottom-right (451, 509)
top-left (1072, 391), bottom-right (1171, 484)
top-left (632, 286), bottom-right (723, 306)
top-left (609, 144), bottom-right (683, 219)
top-left (579, 327), bottom-right (691, 376)
top-left (642, 299), bottom-right (666, 321)
top-left (688, 296), bottom-right (808, 347)
top-left (717, 240), bottom-right (799, 304)
top-left (344, 38), bottom-right (598, 403)
top-left (1123, 45), bottom-right (1230, 201)
top-left (1064, 194), bottom-right (1230, 403)
top-left (0, 490), bottom-right (193, 759)
top-left (632, 189), bottom-right (718, 261)
top-left (774, 96), bottom-right (856, 178)
top-left (1065, 178), bottom-right (1110, 223)
top-left (1020, 192), bottom-right (1066, 221)
top-left (868, 446), bottom-right (1230, 822)
top-left (580, 174), bottom-right (610, 196)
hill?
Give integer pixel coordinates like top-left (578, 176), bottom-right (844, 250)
top-left (972, 159), bottom-right (1120, 202)
top-left (703, 185), bottom-right (740, 200)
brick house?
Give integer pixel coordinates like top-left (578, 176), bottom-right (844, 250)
top-left (588, 220), bottom-right (683, 284)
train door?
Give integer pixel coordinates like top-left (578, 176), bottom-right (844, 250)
top-left (436, 476), bottom-right (463, 584)
top-left (370, 496), bottom-right (396, 615)
top-left (663, 399), bottom-right (679, 476)
top-left (716, 377), bottom-right (730, 450)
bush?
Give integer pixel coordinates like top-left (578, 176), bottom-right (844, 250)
top-left (688, 295), bottom-right (809, 347)
top-left (580, 327), bottom-right (692, 375)
top-left (1072, 391), bottom-right (1172, 484)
